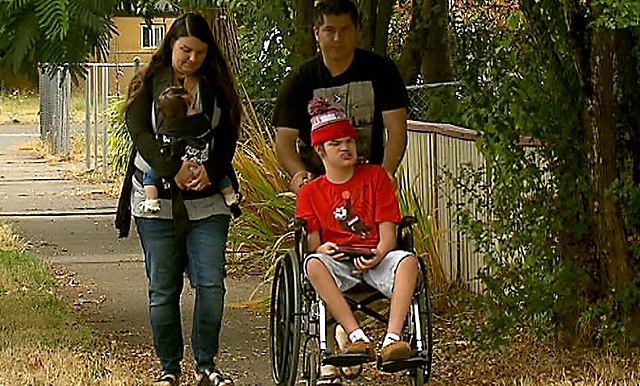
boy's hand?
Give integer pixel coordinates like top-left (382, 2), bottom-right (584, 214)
top-left (317, 242), bottom-right (348, 261)
top-left (354, 248), bottom-right (384, 271)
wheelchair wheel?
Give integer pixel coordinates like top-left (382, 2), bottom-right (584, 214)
top-left (270, 250), bottom-right (303, 386)
top-left (408, 260), bottom-right (433, 386)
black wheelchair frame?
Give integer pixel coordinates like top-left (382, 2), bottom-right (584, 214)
top-left (270, 216), bottom-right (434, 386)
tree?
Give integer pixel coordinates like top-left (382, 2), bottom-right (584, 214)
top-left (450, 0), bottom-right (640, 347)
top-left (396, 0), bottom-right (454, 84)
top-left (0, 0), bottom-right (117, 81)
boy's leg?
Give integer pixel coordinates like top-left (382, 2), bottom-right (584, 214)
top-left (387, 255), bottom-right (419, 335)
top-left (306, 258), bottom-right (360, 334)
top-left (363, 251), bottom-right (418, 361)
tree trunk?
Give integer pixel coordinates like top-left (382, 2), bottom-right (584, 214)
top-left (373, 0), bottom-right (393, 55)
top-left (396, 0), bottom-right (422, 83)
top-left (396, 0), bottom-right (454, 84)
top-left (204, 8), bottom-right (242, 75)
top-left (584, 30), bottom-right (633, 290)
top-left (358, 0), bottom-right (377, 52)
top-left (293, 0), bottom-right (316, 59)
top-left (564, 0), bottom-right (632, 292)
top-left (615, 29), bottom-right (640, 183)
top-left (420, 0), bottom-right (453, 82)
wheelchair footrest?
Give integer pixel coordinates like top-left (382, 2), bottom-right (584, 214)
top-left (377, 355), bottom-right (429, 373)
top-left (322, 352), bottom-right (375, 367)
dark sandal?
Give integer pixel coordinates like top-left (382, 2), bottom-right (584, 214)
top-left (197, 368), bottom-right (234, 386)
top-left (153, 371), bottom-right (179, 386)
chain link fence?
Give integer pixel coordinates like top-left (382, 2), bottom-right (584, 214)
top-left (246, 81), bottom-right (463, 130)
top-left (39, 61), bottom-right (140, 175)
top-left (39, 65), bottom-right (72, 155)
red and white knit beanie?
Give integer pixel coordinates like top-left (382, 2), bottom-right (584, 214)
top-left (308, 97), bottom-right (357, 146)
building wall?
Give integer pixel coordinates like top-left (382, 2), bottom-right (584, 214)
top-left (93, 16), bottom-right (176, 95)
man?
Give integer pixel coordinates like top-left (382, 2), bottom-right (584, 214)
top-left (296, 96), bottom-right (418, 385)
top-left (273, 0), bottom-right (408, 193)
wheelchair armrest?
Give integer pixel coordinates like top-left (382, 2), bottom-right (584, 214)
top-left (397, 216), bottom-right (417, 251)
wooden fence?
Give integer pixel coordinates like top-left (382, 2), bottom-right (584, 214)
top-left (401, 121), bottom-right (485, 293)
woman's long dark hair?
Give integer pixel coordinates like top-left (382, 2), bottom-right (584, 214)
top-left (125, 12), bottom-right (241, 129)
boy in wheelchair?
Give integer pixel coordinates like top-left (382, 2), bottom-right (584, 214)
top-left (295, 97), bottom-right (420, 377)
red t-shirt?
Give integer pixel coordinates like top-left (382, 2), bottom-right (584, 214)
top-left (295, 164), bottom-right (401, 247)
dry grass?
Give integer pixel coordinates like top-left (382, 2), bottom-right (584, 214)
top-left (0, 223), bottom-right (26, 253)
top-left (0, 346), bottom-right (147, 386)
top-left (0, 90), bottom-right (86, 125)
top-left (0, 90), bottom-right (40, 124)
top-left (0, 224), bottom-right (147, 385)
top-left (426, 310), bottom-right (640, 385)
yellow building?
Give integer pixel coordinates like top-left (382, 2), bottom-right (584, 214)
top-left (92, 15), bottom-right (176, 95)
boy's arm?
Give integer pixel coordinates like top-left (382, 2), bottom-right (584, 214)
top-left (376, 221), bottom-right (398, 257)
top-left (307, 230), bottom-right (322, 253)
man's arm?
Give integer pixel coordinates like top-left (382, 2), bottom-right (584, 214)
top-left (381, 108), bottom-right (408, 176)
top-left (275, 127), bottom-right (314, 193)
top-left (275, 127), bottom-right (305, 176)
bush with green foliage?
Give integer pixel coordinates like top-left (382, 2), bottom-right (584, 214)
top-left (445, 0), bottom-right (640, 350)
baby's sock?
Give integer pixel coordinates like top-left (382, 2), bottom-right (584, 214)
top-left (382, 332), bottom-right (401, 348)
top-left (348, 328), bottom-right (370, 343)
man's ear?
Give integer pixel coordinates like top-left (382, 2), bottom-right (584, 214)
top-left (313, 26), bottom-right (320, 41)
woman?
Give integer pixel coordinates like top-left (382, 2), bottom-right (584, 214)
top-left (116, 12), bottom-right (241, 386)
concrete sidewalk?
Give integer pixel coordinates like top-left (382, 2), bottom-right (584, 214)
top-left (0, 125), bottom-right (272, 385)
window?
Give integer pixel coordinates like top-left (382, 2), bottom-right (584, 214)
top-left (141, 23), bottom-right (166, 49)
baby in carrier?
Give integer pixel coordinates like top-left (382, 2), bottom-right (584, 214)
top-left (141, 86), bottom-right (240, 213)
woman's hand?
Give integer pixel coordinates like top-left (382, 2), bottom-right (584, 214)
top-left (186, 163), bottom-right (211, 191)
top-left (174, 161), bottom-right (198, 189)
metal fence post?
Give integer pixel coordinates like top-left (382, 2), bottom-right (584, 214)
top-left (102, 66), bottom-right (109, 176)
top-left (85, 67), bottom-right (92, 168)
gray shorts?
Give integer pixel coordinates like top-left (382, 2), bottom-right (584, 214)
top-left (303, 250), bottom-right (413, 298)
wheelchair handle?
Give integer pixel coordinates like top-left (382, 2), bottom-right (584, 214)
top-left (400, 216), bottom-right (417, 226)
top-left (290, 217), bottom-right (307, 230)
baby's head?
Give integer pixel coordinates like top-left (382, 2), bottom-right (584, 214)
top-left (158, 87), bottom-right (193, 118)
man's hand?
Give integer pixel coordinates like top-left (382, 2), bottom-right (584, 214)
top-left (291, 170), bottom-right (314, 193)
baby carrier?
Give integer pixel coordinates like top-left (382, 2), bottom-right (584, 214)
top-left (157, 113), bottom-right (213, 164)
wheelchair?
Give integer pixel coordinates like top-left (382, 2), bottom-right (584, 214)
top-left (270, 216), bottom-right (434, 385)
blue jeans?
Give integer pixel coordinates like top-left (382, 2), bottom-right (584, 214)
top-left (135, 215), bottom-right (230, 373)
top-left (143, 167), bottom-right (159, 186)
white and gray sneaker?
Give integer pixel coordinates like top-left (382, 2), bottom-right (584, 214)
top-left (143, 199), bottom-right (161, 213)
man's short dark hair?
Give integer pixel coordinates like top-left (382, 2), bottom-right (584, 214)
top-left (313, 0), bottom-right (360, 28)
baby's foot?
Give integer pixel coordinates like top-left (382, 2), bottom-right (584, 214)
top-left (144, 199), bottom-right (161, 213)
